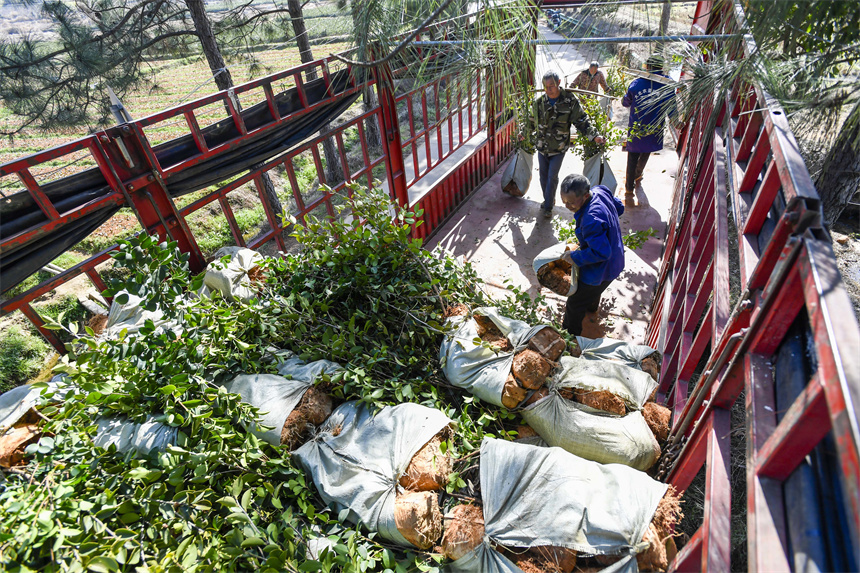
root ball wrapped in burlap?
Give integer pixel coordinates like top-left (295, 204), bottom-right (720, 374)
top-left (571, 388), bottom-right (627, 416)
top-left (643, 402), bottom-right (671, 443)
top-left (504, 545), bottom-right (577, 573)
top-left (501, 374), bottom-right (529, 409)
top-left (512, 350), bottom-right (552, 390)
top-left (399, 428), bottom-right (453, 491)
top-left (280, 386), bottom-right (333, 450)
top-left (394, 491), bottom-right (444, 550)
top-left (527, 327), bottom-right (567, 361)
top-left (441, 504), bottom-right (485, 561)
top-left (0, 424), bottom-right (40, 468)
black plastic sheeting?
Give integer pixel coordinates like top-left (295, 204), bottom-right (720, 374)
top-left (0, 69), bottom-right (362, 295)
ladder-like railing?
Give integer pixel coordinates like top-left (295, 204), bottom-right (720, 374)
top-left (648, 2), bottom-right (860, 570)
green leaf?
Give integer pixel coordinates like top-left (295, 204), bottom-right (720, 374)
top-left (87, 556), bottom-right (118, 573)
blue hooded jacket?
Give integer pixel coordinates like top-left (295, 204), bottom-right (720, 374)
top-left (570, 185), bottom-right (626, 285)
top-left (622, 75), bottom-right (674, 154)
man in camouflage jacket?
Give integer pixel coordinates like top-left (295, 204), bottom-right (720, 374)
top-left (533, 70), bottom-right (604, 217)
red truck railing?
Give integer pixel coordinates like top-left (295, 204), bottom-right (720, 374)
top-left (0, 13), bottom-right (516, 353)
top-left (648, 1), bottom-right (860, 570)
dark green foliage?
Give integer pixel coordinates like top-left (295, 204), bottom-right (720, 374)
top-left (0, 325), bottom-right (50, 393)
top-left (0, 184), bottom-right (543, 571)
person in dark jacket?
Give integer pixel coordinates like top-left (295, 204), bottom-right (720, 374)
top-left (621, 55), bottom-right (675, 202)
top-left (558, 174), bottom-right (625, 336)
top-left (533, 70), bottom-right (605, 218)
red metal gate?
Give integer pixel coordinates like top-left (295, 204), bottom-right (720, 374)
top-left (649, 2), bottom-right (860, 570)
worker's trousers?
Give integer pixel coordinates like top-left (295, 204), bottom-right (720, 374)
top-left (538, 152), bottom-right (566, 211)
top-left (625, 151), bottom-right (651, 193)
top-left (562, 279), bottom-right (612, 336)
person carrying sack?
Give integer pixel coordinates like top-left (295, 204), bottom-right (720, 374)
top-left (557, 174), bottom-right (625, 336)
top-left (532, 70), bottom-right (605, 218)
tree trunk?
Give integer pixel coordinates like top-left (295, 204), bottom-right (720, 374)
top-left (184, 0), bottom-right (284, 227)
top-left (350, 0), bottom-right (382, 151)
top-left (288, 0), bottom-right (344, 187)
top-left (659, 2), bottom-right (672, 35)
top-left (815, 103), bottom-right (860, 226)
top-left (184, 0), bottom-right (234, 93)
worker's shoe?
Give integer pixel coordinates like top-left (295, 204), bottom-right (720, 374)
top-left (624, 191), bottom-right (636, 207)
top-left (541, 207), bottom-right (553, 218)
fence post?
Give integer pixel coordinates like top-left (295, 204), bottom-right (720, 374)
top-left (373, 61), bottom-right (409, 209)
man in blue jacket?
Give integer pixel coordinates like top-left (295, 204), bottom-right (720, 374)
top-left (621, 55), bottom-right (674, 203)
top-left (559, 174), bottom-right (625, 336)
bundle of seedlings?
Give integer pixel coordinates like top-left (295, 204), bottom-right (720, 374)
top-left (440, 438), bottom-right (675, 572)
top-left (224, 354), bottom-right (342, 450)
top-left (441, 308), bottom-right (569, 410)
top-left (521, 357), bottom-right (662, 470)
top-left (533, 244), bottom-right (579, 296)
top-left (293, 402), bottom-right (454, 550)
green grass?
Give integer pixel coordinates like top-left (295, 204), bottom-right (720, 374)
top-left (188, 205), bottom-right (267, 256)
top-left (0, 326), bottom-right (50, 394)
top-left (38, 295), bottom-right (90, 343)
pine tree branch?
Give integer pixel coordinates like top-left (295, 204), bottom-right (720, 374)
top-left (0, 0), bottom-right (180, 73)
top-left (330, 0), bottom-right (455, 68)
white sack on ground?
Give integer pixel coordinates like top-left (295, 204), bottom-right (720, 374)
top-left (198, 246), bottom-right (264, 303)
top-left (533, 243), bottom-right (579, 296)
top-left (583, 153), bottom-right (618, 193)
top-left (293, 401), bottom-right (452, 548)
top-left (576, 336), bottom-right (657, 370)
top-left (439, 307), bottom-right (553, 407)
top-left (501, 149), bottom-right (533, 197)
top-left (223, 353), bottom-right (342, 446)
top-left (558, 356), bottom-right (657, 410)
top-left (446, 438), bottom-right (667, 573)
top-left (520, 357), bottom-right (660, 470)
top-left (93, 416), bottom-right (178, 456)
top-left (0, 375), bottom-right (72, 431)
top-left (103, 291), bottom-right (181, 340)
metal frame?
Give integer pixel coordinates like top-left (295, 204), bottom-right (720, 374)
top-left (646, 1), bottom-right (860, 570)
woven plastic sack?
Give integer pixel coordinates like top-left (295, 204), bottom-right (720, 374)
top-left (520, 357), bottom-right (660, 470)
top-left (583, 153), bottom-right (618, 193)
top-left (198, 246), bottom-right (264, 303)
top-left (223, 354), bottom-right (342, 446)
top-left (103, 291), bottom-right (181, 340)
top-left (0, 375), bottom-right (71, 432)
top-left (576, 336), bottom-right (658, 370)
top-left (533, 243), bottom-right (579, 296)
top-left (293, 401), bottom-right (452, 547)
top-left (439, 307), bottom-right (553, 407)
top-left (447, 438), bottom-right (668, 573)
top-left (501, 148), bottom-right (533, 197)
top-left (93, 416), bottom-right (179, 456)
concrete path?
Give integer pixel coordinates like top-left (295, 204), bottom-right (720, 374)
top-left (427, 23), bottom-right (679, 345)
